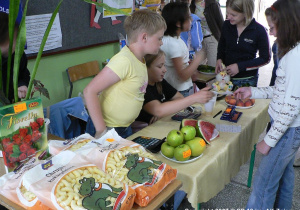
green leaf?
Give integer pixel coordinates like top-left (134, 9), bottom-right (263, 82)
top-left (13, 0), bottom-right (29, 102)
top-left (82, 0), bottom-right (130, 16)
top-left (26, 0), bottom-right (64, 100)
top-left (0, 90), bottom-right (11, 107)
top-left (0, 48), bottom-right (2, 91)
top-left (31, 80), bottom-right (50, 100)
top-left (10, 145), bottom-right (22, 158)
top-left (6, 0), bottom-right (21, 97)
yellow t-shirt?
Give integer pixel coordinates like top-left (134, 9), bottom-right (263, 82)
top-left (100, 46), bottom-right (148, 127)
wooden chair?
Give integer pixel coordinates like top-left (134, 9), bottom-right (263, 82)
top-left (66, 60), bottom-right (100, 98)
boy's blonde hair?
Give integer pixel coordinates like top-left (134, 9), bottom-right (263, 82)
top-left (124, 9), bottom-right (166, 44)
top-left (226, 0), bottom-right (254, 26)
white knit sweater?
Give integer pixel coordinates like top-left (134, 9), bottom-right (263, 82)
top-left (251, 43), bottom-right (300, 147)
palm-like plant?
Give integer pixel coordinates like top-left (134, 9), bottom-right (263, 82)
top-left (0, 0), bottom-right (129, 107)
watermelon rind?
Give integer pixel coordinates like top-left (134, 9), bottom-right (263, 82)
top-left (196, 120), bottom-right (217, 144)
top-left (180, 119), bottom-right (198, 130)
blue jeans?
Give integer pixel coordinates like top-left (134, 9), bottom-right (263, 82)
top-left (246, 120), bottom-right (300, 210)
top-left (113, 126), bottom-right (133, 138)
top-left (232, 75), bottom-right (258, 87)
top-left (179, 86), bottom-right (193, 97)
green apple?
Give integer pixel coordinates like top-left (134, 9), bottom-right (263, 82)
top-left (185, 137), bottom-right (206, 157)
top-left (181, 125), bottom-right (196, 141)
top-left (161, 142), bottom-right (175, 158)
top-left (174, 144), bottom-right (191, 161)
top-left (166, 130), bottom-right (184, 147)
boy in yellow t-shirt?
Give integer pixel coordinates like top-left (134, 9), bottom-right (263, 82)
top-left (84, 9), bottom-right (166, 138)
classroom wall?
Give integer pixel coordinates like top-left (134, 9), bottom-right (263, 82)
top-left (27, 42), bottom-right (120, 108)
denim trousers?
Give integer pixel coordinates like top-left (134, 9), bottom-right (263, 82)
top-left (232, 75), bottom-right (258, 87)
top-left (179, 86), bottom-right (194, 97)
top-left (113, 126), bottom-right (133, 139)
top-left (246, 120), bottom-right (300, 210)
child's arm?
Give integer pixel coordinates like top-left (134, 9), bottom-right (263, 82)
top-left (172, 50), bottom-right (205, 81)
top-left (143, 86), bottom-right (213, 118)
top-left (84, 67), bottom-right (120, 137)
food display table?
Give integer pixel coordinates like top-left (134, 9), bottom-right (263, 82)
top-left (193, 72), bottom-right (216, 89)
top-left (0, 135), bottom-right (182, 210)
top-left (127, 99), bottom-right (271, 208)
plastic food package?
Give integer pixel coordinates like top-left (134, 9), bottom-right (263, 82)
top-left (22, 150), bottom-right (135, 210)
top-left (73, 129), bottom-right (178, 207)
top-left (0, 157), bottom-right (50, 210)
top-left (0, 98), bottom-right (49, 172)
top-left (48, 133), bottom-right (95, 155)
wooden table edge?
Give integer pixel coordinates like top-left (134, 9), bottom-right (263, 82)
top-left (132, 179), bottom-right (183, 210)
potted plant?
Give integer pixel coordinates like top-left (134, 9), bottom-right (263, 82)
top-left (0, 0), bottom-right (129, 172)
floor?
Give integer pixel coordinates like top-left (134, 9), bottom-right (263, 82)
top-left (199, 45), bottom-right (300, 210)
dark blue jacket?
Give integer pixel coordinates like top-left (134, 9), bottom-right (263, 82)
top-left (217, 19), bottom-right (270, 78)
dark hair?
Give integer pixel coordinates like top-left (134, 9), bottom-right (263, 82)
top-left (0, 12), bottom-right (19, 45)
top-left (272, 0), bottom-right (300, 57)
top-left (190, 0), bottom-right (196, 14)
top-left (264, 7), bottom-right (276, 21)
top-left (0, 12), bottom-right (10, 45)
top-left (161, 2), bottom-right (190, 37)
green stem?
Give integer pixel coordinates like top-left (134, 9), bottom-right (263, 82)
top-left (13, 0), bottom-right (29, 102)
top-left (25, 0), bottom-right (64, 100)
top-left (6, 0), bottom-right (20, 98)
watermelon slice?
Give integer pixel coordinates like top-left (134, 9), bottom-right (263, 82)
top-left (196, 120), bottom-right (219, 144)
top-left (180, 119), bottom-right (198, 129)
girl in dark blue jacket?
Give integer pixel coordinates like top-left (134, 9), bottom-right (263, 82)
top-left (216, 0), bottom-right (270, 87)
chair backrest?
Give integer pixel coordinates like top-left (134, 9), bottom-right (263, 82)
top-left (66, 60), bottom-right (100, 98)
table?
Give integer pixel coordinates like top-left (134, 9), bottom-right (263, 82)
top-left (0, 135), bottom-right (182, 210)
top-left (127, 99), bottom-right (271, 208)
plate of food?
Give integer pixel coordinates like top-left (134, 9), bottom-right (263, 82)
top-left (224, 95), bottom-right (255, 109)
top-left (197, 65), bottom-right (216, 75)
top-left (160, 151), bottom-right (203, 164)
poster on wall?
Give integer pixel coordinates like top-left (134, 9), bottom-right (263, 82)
top-left (135, 0), bottom-right (161, 11)
top-left (24, 13), bottom-right (62, 54)
top-left (0, 0), bottom-right (23, 23)
top-left (90, 0), bottom-right (133, 29)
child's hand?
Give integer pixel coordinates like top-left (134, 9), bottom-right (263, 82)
top-left (215, 59), bottom-right (224, 74)
top-left (94, 128), bottom-right (108, 139)
top-left (257, 140), bottom-right (271, 155)
top-left (18, 86), bottom-right (28, 99)
top-left (226, 63), bottom-right (239, 77)
top-left (149, 116), bottom-right (159, 125)
top-left (234, 87), bottom-right (252, 100)
top-left (194, 86), bottom-right (214, 104)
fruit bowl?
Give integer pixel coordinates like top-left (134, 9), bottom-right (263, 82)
top-left (224, 95), bottom-right (255, 109)
top-left (160, 151), bottom-right (203, 164)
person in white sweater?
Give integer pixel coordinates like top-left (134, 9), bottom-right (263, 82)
top-left (234, 0), bottom-right (300, 209)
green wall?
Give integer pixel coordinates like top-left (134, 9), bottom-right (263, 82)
top-left (27, 42), bottom-right (119, 108)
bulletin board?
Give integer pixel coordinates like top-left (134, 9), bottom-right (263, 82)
top-left (25, 0), bottom-right (127, 56)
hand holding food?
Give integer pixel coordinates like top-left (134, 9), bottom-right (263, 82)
top-left (234, 87), bottom-right (252, 100)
